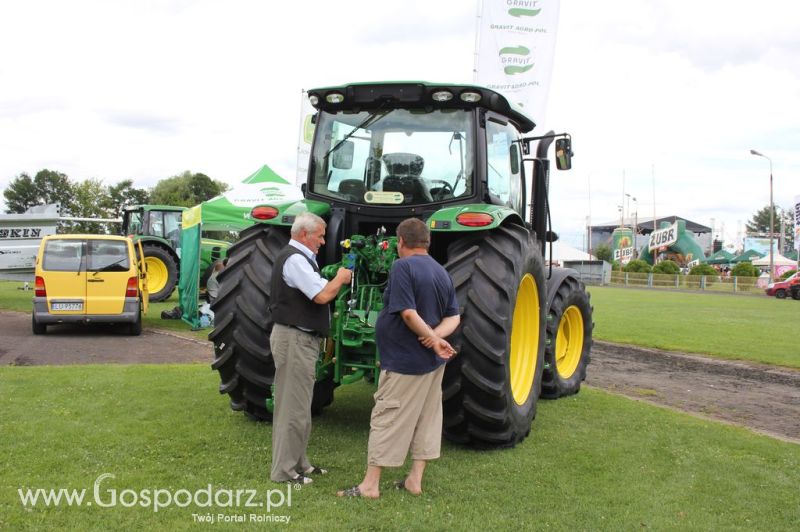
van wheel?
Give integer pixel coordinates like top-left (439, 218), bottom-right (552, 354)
top-left (128, 310), bottom-right (142, 336)
top-left (32, 313), bottom-right (46, 335)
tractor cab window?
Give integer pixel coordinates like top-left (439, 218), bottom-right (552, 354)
top-left (123, 210), bottom-right (143, 235)
top-left (486, 119), bottom-right (523, 213)
top-left (147, 211), bottom-right (164, 237)
top-left (163, 211), bottom-right (182, 248)
top-left (310, 108), bottom-right (475, 206)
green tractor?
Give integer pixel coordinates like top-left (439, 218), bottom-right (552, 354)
top-left (210, 82), bottom-right (592, 448)
top-left (121, 205), bottom-right (229, 301)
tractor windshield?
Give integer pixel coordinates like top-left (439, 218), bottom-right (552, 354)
top-left (310, 108), bottom-right (475, 206)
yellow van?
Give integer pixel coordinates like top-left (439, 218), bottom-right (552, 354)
top-left (32, 235), bottom-right (149, 335)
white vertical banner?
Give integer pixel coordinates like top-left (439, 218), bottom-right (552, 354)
top-left (474, 0), bottom-right (560, 125)
top-left (295, 90), bottom-right (316, 186)
top-left (794, 194), bottom-right (800, 251)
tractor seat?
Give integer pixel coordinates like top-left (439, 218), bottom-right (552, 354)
top-left (381, 153), bottom-right (431, 203)
top-left (338, 179), bottom-right (366, 201)
top-left (382, 153), bottom-right (424, 177)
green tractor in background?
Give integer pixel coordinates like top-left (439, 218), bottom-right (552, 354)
top-left (210, 82), bottom-right (592, 448)
top-left (121, 205), bottom-right (229, 301)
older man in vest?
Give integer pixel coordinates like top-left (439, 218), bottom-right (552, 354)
top-left (269, 211), bottom-right (351, 484)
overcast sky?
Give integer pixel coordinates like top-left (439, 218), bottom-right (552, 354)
top-left (1, 0), bottom-right (798, 249)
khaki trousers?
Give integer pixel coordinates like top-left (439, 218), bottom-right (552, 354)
top-left (367, 365), bottom-right (445, 467)
top-left (269, 324), bottom-right (320, 481)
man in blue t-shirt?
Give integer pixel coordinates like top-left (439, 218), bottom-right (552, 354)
top-left (337, 218), bottom-right (460, 499)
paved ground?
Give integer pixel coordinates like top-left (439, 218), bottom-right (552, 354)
top-left (587, 340), bottom-right (800, 443)
top-left (0, 310), bottom-right (211, 366)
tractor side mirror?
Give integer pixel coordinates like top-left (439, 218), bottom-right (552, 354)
top-left (332, 140), bottom-right (354, 170)
top-left (555, 138), bottom-right (573, 170)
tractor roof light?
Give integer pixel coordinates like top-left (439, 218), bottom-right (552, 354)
top-left (308, 94), bottom-right (319, 106)
top-left (456, 212), bottom-right (493, 227)
top-left (431, 90), bottom-right (453, 102)
top-left (325, 92), bottom-right (345, 104)
top-left (251, 206), bottom-right (279, 220)
top-left (460, 91), bottom-right (482, 103)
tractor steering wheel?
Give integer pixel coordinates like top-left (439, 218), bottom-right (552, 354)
top-left (429, 179), bottom-right (454, 200)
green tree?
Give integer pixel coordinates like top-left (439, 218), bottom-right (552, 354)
top-left (623, 259), bottom-right (652, 273)
top-left (594, 243), bottom-right (612, 262)
top-left (652, 260), bottom-right (680, 275)
top-left (3, 173), bottom-right (37, 213)
top-left (64, 178), bottom-right (116, 234)
top-left (689, 263), bottom-right (717, 276)
top-left (150, 171), bottom-right (227, 207)
top-left (731, 261), bottom-right (758, 278)
top-left (104, 179), bottom-right (150, 216)
top-left (746, 205), bottom-right (794, 252)
top-left (3, 169), bottom-right (75, 214)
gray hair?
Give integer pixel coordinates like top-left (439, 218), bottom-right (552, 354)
top-left (290, 211), bottom-right (326, 237)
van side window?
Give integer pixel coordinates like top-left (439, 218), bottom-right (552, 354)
top-left (42, 240), bottom-right (83, 271)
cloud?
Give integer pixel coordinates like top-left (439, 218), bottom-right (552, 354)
top-left (102, 111), bottom-right (184, 135)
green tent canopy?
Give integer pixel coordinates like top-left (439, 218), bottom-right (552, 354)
top-left (705, 249), bottom-right (734, 265)
top-left (730, 249), bottom-right (764, 263)
top-left (199, 165), bottom-right (302, 232)
top-left (178, 165), bottom-right (303, 327)
top-left (241, 164), bottom-right (287, 184)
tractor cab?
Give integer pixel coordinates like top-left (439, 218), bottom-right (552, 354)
top-left (304, 82), bottom-right (571, 263)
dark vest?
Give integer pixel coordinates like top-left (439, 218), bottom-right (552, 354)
top-left (270, 246), bottom-right (330, 336)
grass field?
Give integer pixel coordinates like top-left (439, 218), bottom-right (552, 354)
top-left (588, 286), bottom-right (800, 368)
top-left (1, 365), bottom-right (798, 531)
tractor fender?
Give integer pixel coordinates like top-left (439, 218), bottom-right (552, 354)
top-left (428, 204), bottom-right (524, 232)
top-left (250, 199), bottom-right (331, 227)
top-left (545, 267), bottom-right (580, 312)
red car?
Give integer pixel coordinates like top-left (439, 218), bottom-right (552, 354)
top-left (765, 272), bottom-right (800, 299)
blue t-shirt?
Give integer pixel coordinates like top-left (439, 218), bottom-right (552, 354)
top-left (375, 254), bottom-right (459, 375)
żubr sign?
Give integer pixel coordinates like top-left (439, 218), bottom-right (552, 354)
top-left (614, 247), bottom-right (634, 263)
top-left (648, 222), bottom-right (679, 251)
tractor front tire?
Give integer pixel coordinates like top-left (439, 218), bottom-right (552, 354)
top-left (208, 224), bottom-right (337, 422)
top-left (540, 277), bottom-right (592, 399)
top-left (443, 224), bottom-right (546, 448)
top-left (143, 244), bottom-right (178, 302)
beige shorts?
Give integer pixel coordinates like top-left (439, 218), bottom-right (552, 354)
top-left (367, 365), bottom-right (445, 467)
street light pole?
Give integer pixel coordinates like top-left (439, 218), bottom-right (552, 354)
top-left (750, 149), bottom-right (774, 282)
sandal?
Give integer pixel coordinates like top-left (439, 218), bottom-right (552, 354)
top-left (288, 473), bottom-right (313, 485)
top-left (393, 479), bottom-right (421, 495)
top-left (336, 485), bottom-right (362, 497)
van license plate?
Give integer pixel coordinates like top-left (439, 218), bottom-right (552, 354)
top-left (52, 302), bottom-right (83, 311)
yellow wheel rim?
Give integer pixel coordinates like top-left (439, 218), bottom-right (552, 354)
top-left (555, 305), bottom-right (584, 379)
top-left (510, 273), bottom-right (539, 406)
top-left (145, 256), bottom-right (168, 294)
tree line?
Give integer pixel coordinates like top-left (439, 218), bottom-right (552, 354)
top-left (2, 169), bottom-right (228, 233)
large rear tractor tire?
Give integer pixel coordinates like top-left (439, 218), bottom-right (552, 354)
top-left (143, 244), bottom-right (178, 302)
top-left (442, 224), bottom-right (546, 448)
top-left (208, 224), bottom-right (336, 421)
top-left (540, 277), bottom-right (592, 399)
